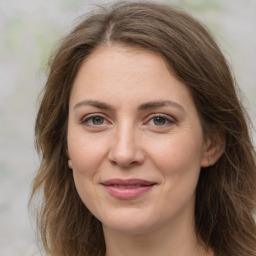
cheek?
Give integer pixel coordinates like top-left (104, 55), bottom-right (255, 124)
top-left (151, 135), bottom-right (203, 169)
top-left (67, 132), bottom-right (109, 208)
top-left (152, 136), bottom-right (203, 212)
top-left (68, 134), bottom-right (106, 212)
top-left (148, 131), bottom-right (204, 194)
top-left (67, 131), bottom-right (108, 176)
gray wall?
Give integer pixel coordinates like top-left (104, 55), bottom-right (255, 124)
top-left (0, 0), bottom-right (255, 255)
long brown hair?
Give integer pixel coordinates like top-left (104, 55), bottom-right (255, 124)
top-left (30, 2), bottom-right (256, 256)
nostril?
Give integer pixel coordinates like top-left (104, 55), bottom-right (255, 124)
top-left (109, 158), bottom-right (137, 168)
top-left (110, 160), bottom-right (140, 168)
top-left (108, 149), bottom-right (145, 168)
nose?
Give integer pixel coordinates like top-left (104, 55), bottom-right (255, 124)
top-left (108, 124), bottom-right (145, 168)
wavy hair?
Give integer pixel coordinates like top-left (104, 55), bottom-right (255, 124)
top-left (30, 2), bottom-right (256, 256)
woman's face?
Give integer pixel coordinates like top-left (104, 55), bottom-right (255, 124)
top-left (67, 46), bottom-right (209, 235)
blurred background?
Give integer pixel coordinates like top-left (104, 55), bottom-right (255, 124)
top-left (0, 0), bottom-right (255, 255)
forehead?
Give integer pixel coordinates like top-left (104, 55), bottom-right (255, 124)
top-left (75, 45), bottom-right (172, 82)
top-left (70, 45), bottom-right (195, 111)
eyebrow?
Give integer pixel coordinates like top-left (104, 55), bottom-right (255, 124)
top-left (73, 99), bottom-right (185, 112)
top-left (138, 100), bottom-right (185, 112)
top-left (73, 100), bottom-right (112, 110)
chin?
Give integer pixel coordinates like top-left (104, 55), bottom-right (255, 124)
top-left (99, 208), bottom-right (161, 235)
top-left (103, 221), bottom-right (156, 236)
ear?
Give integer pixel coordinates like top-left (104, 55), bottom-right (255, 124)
top-left (66, 148), bottom-right (73, 169)
top-left (201, 129), bottom-right (225, 167)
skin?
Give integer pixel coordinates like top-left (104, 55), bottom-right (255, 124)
top-left (67, 45), bottom-right (220, 256)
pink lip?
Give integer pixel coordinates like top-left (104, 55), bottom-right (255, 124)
top-left (101, 179), bottom-right (156, 200)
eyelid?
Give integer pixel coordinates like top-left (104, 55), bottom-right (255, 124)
top-left (80, 112), bottom-right (176, 127)
top-left (81, 113), bottom-right (111, 126)
top-left (144, 113), bottom-right (176, 126)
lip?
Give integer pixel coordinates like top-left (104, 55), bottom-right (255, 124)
top-left (101, 179), bottom-right (156, 200)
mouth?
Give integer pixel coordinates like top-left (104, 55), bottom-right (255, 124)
top-left (101, 179), bottom-right (156, 200)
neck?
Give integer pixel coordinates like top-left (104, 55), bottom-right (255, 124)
top-left (103, 215), bottom-right (213, 256)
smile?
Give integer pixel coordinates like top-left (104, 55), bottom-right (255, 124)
top-left (101, 179), bottom-right (156, 200)
top-left (112, 184), bottom-right (142, 188)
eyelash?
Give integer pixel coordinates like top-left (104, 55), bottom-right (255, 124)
top-left (81, 114), bottom-right (109, 126)
top-left (81, 113), bottom-right (176, 128)
top-left (145, 114), bottom-right (175, 128)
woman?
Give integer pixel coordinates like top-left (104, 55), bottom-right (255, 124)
top-left (30, 2), bottom-right (256, 256)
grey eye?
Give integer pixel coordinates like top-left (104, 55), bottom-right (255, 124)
top-left (91, 116), bottom-right (105, 125)
top-left (153, 116), bottom-right (167, 126)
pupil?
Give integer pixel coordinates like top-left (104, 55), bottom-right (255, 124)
top-left (93, 116), bottom-right (104, 125)
top-left (154, 117), bottom-right (165, 126)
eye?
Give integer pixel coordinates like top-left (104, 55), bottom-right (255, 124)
top-left (146, 114), bottom-right (175, 127)
top-left (82, 115), bottom-right (108, 126)
top-left (152, 116), bottom-right (168, 126)
top-left (90, 116), bottom-right (105, 125)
